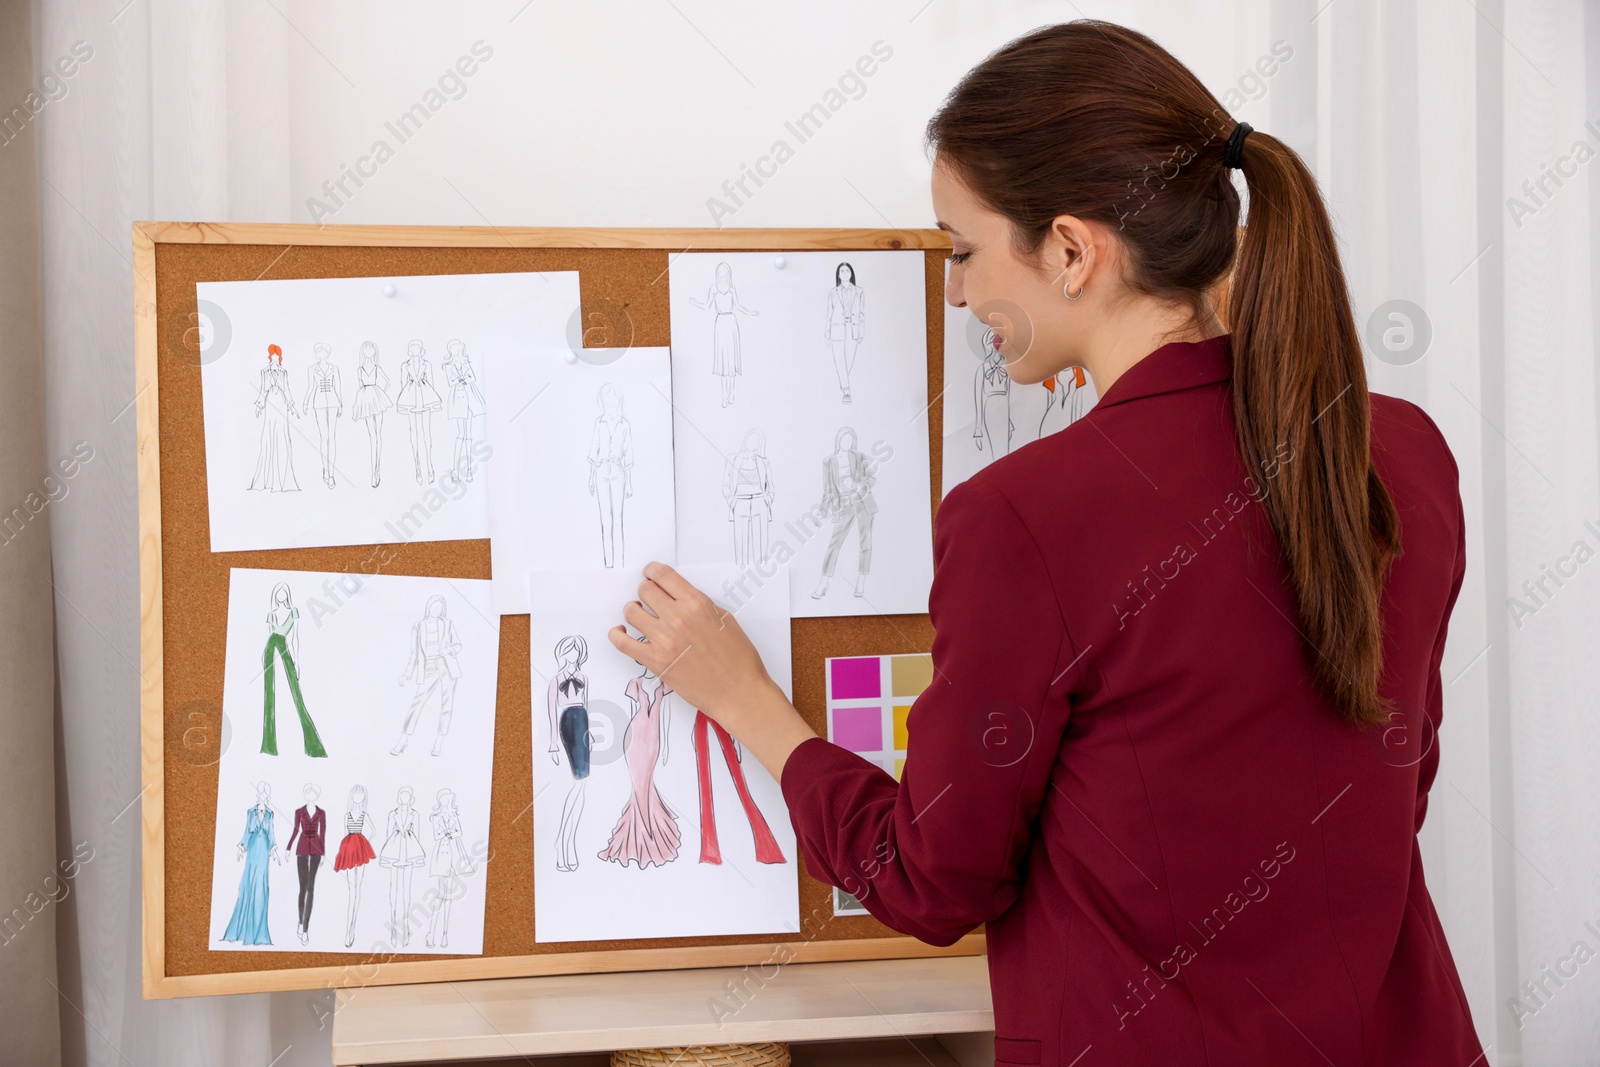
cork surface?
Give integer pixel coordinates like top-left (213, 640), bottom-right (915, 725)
top-left (153, 238), bottom-right (952, 978)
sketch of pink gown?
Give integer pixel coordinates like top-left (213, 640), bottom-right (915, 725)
top-left (597, 675), bottom-right (681, 869)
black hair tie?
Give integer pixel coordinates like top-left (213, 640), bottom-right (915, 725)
top-left (1224, 122), bottom-right (1253, 169)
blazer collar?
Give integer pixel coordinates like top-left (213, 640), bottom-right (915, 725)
top-left (1091, 333), bottom-right (1232, 412)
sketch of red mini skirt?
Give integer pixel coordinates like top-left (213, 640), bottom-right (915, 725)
top-left (333, 831), bottom-right (376, 871)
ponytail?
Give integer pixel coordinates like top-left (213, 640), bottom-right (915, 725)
top-left (927, 19), bottom-right (1400, 726)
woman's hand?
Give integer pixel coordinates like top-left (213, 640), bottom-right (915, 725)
top-left (609, 563), bottom-right (818, 782)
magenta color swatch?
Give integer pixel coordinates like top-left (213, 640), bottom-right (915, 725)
top-left (830, 656), bottom-right (882, 699)
top-left (831, 706), bottom-right (883, 753)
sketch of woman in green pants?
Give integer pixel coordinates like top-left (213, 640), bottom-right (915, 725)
top-left (261, 582), bottom-right (328, 757)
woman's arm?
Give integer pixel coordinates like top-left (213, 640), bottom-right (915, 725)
top-left (613, 478), bottom-right (1078, 947)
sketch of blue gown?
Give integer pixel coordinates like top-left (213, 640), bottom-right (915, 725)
top-left (222, 804), bottom-right (276, 945)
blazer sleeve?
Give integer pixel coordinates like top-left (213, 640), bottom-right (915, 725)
top-left (286, 809), bottom-right (303, 853)
top-left (780, 476), bottom-right (1078, 946)
top-left (1415, 475), bottom-right (1467, 832)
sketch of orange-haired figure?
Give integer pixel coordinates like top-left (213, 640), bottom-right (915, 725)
top-left (249, 343), bottom-right (301, 492)
top-left (1038, 366), bottom-right (1090, 440)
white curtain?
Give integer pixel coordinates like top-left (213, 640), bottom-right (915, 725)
top-left (29, 1), bottom-right (1595, 1064)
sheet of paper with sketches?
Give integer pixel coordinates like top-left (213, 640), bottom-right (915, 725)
top-left (206, 567), bottom-right (499, 956)
top-left (198, 271), bottom-right (580, 551)
top-left (483, 346), bottom-right (676, 615)
top-left (527, 563), bottom-right (798, 942)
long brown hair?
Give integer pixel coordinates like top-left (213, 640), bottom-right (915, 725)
top-left (928, 21), bottom-right (1400, 726)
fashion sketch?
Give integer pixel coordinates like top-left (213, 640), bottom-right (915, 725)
top-left (547, 636), bottom-right (591, 872)
top-left (378, 786), bottom-right (426, 947)
top-left (333, 784), bottom-right (376, 948)
top-left (689, 261), bottom-right (759, 406)
top-left (392, 594), bottom-right (462, 756)
top-left (588, 384), bottom-right (634, 569)
top-left (301, 342), bottom-right (344, 488)
top-left (1039, 367), bottom-right (1090, 439)
top-left (426, 789), bottom-right (474, 948)
top-left (286, 783), bottom-right (326, 945)
top-left (394, 339), bottom-right (443, 484)
top-left (811, 427), bottom-right (877, 600)
top-left (443, 339), bottom-right (486, 482)
top-left (221, 782), bottom-right (280, 946)
top-left (597, 667), bottom-right (681, 870)
top-left (825, 262), bottom-right (866, 404)
top-left (973, 329), bottom-right (1014, 455)
top-left (723, 429), bottom-right (775, 567)
top-left (351, 341), bottom-right (393, 488)
top-left (248, 343), bottom-right (301, 492)
top-left (260, 582), bottom-right (327, 757)
top-left (693, 705), bottom-right (785, 866)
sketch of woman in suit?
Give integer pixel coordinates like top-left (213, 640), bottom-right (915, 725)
top-left (350, 341), bottom-right (393, 488)
top-left (391, 594), bottom-right (462, 757)
top-left (378, 786), bottom-right (425, 947)
top-left (301, 342), bottom-right (343, 488)
top-left (973, 328), bottom-right (1013, 456)
top-left (723, 429), bottom-right (775, 566)
top-left (588, 384), bottom-right (633, 569)
top-left (811, 426), bottom-right (877, 600)
top-left (333, 784), bottom-right (375, 948)
top-left (394, 339), bottom-right (443, 485)
top-left (248, 343), bottom-right (300, 492)
top-left (426, 789), bottom-right (473, 948)
top-left (547, 636), bottom-right (590, 872)
top-left (597, 665), bottom-right (681, 869)
top-left (443, 339), bottom-right (486, 482)
top-left (261, 582), bottom-right (327, 757)
top-left (221, 781), bottom-right (281, 946)
top-left (825, 262), bottom-right (866, 404)
top-left (689, 262), bottom-right (759, 407)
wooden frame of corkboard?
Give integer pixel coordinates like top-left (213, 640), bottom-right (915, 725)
top-left (135, 221), bottom-right (978, 999)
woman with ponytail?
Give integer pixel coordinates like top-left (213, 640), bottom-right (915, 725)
top-left (614, 21), bottom-right (1479, 1065)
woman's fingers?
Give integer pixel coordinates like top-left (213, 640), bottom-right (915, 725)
top-left (641, 561), bottom-right (696, 601)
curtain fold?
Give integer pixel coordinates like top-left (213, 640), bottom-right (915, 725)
top-left (30, 3), bottom-right (1598, 1064)
top-left (0, 0), bottom-right (64, 1061)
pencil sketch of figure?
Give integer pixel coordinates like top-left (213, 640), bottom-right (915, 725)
top-left (394, 339), bottom-right (443, 485)
top-left (301, 342), bottom-right (343, 488)
top-left (351, 341), bottom-right (393, 488)
top-left (261, 582), bottom-right (327, 757)
top-left (1038, 367), bottom-right (1090, 439)
top-left (378, 786), bottom-right (425, 947)
top-left (692, 702), bottom-right (785, 866)
top-left (973, 328), bottom-right (1013, 455)
top-left (248, 343), bottom-right (300, 492)
top-left (825, 262), bottom-right (866, 404)
top-left (689, 261), bottom-right (759, 406)
top-left (547, 636), bottom-right (591, 873)
top-left (391, 594), bottom-right (461, 757)
top-left (333, 784), bottom-right (376, 948)
top-left (443, 339), bottom-right (486, 482)
top-left (426, 788), bottom-right (474, 949)
top-left (286, 782), bottom-right (326, 945)
top-left (597, 664), bottom-right (681, 870)
top-left (723, 429), bottom-right (775, 566)
top-left (811, 427), bottom-right (877, 600)
top-left (588, 384), bottom-right (634, 569)
top-left (220, 781), bottom-right (281, 946)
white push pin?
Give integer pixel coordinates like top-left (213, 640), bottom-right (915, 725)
top-left (563, 350), bottom-right (579, 364)
top-left (382, 283), bottom-right (396, 298)
top-left (773, 255), bottom-right (786, 270)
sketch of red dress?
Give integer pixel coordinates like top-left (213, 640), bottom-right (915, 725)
top-left (597, 675), bottom-right (681, 869)
top-left (694, 710), bottom-right (785, 865)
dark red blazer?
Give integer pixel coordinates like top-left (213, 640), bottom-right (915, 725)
top-left (287, 805), bottom-right (325, 857)
top-left (781, 335), bottom-right (1482, 1066)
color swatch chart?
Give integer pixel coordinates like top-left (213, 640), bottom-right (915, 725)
top-left (824, 652), bottom-right (934, 915)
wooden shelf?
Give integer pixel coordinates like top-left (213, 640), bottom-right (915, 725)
top-left (331, 956), bottom-right (994, 1065)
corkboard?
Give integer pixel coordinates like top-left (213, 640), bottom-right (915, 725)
top-left (134, 223), bottom-right (979, 998)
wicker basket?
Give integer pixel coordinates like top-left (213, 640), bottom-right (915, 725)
top-left (611, 1043), bottom-right (792, 1066)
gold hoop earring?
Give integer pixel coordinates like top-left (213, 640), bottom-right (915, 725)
top-left (1063, 279), bottom-right (1084, 301)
